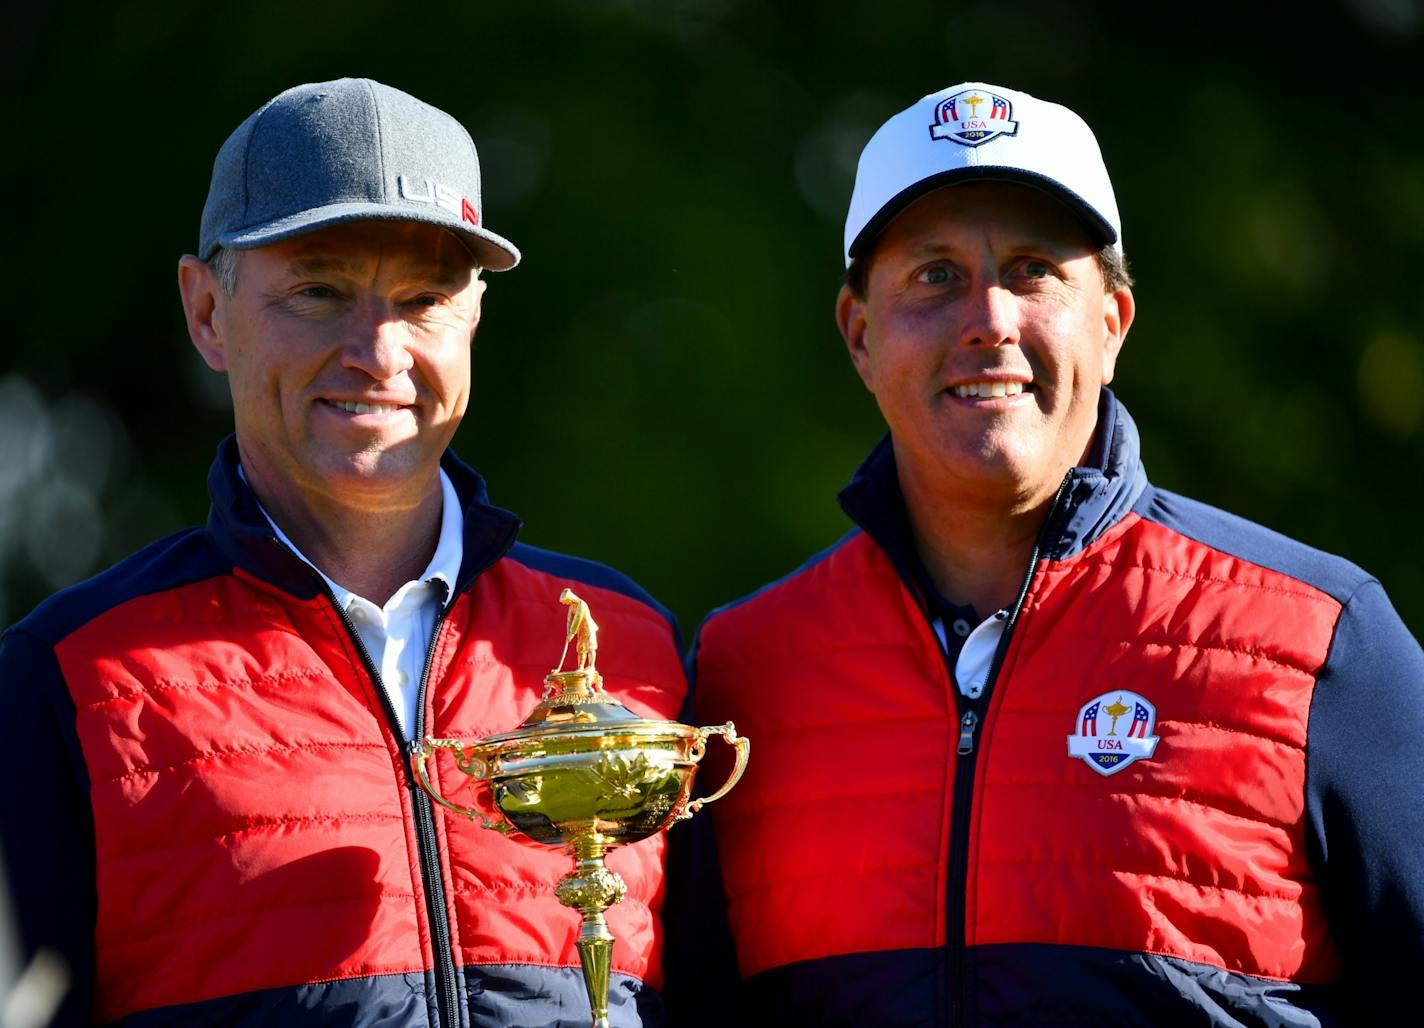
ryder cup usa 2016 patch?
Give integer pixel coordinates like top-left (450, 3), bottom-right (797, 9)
top-left (1067, 691), bottom-right (1161, 776)
top-left (929, 87), bottom-right (1019, 147)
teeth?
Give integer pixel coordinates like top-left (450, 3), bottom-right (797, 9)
top-left (333, 400), bottom-right (400, 414)
top-left (951, 382), bottom-right (1026, 398)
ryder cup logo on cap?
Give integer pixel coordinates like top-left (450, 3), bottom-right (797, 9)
top-left (199, 77), bottom-right (520, 271)
top-left (843, 81), bottom-right (1121, 267)
top-left (1066, 691), bottom-right (1161, 776)
top-left (929, 87), bottom-right (1018, 146)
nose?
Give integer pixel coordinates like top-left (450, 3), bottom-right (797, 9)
top-left (342, 302), bottom-right (414, 379)
top-left (958, 283), bottom-right (1020, 348)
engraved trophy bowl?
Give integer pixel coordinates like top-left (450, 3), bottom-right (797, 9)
top-left (412, 589), bottom-right (749, 1028)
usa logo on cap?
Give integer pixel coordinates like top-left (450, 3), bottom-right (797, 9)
top-left (929, 88), bottom-right (1019, 147)
top-left (1067, 691), bottom-right (1161, 776)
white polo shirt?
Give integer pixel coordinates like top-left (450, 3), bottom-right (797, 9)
top-left (249, 469), bottom-right (464, 741)
top-left (932, 609), bottom-right (1011, 699)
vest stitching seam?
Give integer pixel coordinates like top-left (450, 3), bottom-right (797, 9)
top-left (974, 854), bottom-right (1304, 899)
top-left (1017, 629), bottom-right (1325, 677)
top-left (1055, 558), bottom-right (1340, 607)
top-left (96, 739), bottom-right (389, 784)
top-left (98, 812), bottom-right (408, 862)
top-left (97, 890), bottom-right (423, 952)
top-left (79, 667), bottom-right (334, 709)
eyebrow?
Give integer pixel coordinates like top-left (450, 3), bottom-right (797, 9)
top-left (905, 242), bottom-right (960, 259)
top-left (903, 237), bottom-right (1090, 262)
top-left (285, 254), bottom-right (470, 288)
top-left (286, 255), bottom-right (358, 276)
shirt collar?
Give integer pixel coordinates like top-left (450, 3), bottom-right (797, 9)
top-left (240, 466), bottom-right (464, 610)
top-left (422, 469), bottom-right (464, 600)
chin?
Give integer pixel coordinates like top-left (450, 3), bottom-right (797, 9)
top-left (940, 445), bottom-right (1059, 498)
top-left (313, 450), bottom-right (434, 493)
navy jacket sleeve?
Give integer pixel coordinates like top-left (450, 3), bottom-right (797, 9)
top-left (0, 626), bottom-right (95, 1026)
top-left (1305, 578), bottom-right (1424, 1008)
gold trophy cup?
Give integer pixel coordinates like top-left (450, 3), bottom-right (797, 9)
top-left (412, 589), bottom-right (749, 1028)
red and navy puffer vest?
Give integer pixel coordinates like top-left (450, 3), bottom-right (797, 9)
top-left (688, 392), bottom-right (1424, 1026)
top-left (0, 438), bottom-right (687, 1027)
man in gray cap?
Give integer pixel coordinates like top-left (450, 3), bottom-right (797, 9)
top-left (684, 82), bottom-right (1424, 1024)
top-left (0, 78), bottom-right (685, 1026)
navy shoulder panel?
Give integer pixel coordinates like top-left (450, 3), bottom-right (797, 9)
top-left (505, 541), bottom-right (679, 644)
top-left (8, 527), bottom-right (232, 647)
top-left (1134, 486), bottom-right (1374, 606)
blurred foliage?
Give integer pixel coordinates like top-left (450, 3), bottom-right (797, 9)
top-left (2, 0), bottom-right (1421, 640)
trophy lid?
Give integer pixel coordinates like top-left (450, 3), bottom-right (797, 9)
top-left (517, 668), bottom-right (645, 729)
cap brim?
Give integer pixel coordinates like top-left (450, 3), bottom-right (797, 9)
top-left (214, 201), bottom-right (521, 271)
top-left (846, 166), bottom-right (1118, 262)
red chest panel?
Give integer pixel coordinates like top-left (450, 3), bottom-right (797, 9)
top-left (59, 562), bottom-right (684, 1020)
top-left (698, 533), bottom-right (958, 977)
top-left (972, 515), bottom-right (1342, 983)
top-left (697, 516), bottom-right (1342, 984)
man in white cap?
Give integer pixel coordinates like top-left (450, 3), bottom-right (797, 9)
top-left (0, 79), bottom-right (684, 1026)
top-left (686, 82), bottom-right (1424, 1024)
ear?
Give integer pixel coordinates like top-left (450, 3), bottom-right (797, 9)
top-left (178, 255), bottom-right (228, 372)
top-left (836, 284), bottom-right (876, 392)
top-left (468, 276), bottom-right (488, 343)
top-left (1100, 285), bottom-right (1135, 384)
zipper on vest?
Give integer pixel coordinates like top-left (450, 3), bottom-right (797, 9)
top-left (956, 711), bottom-right (979, 755)
top-left (942, 473), bottom-right (1072, 1027)
top-left (325, 586), bottom-right (460, 1028)
top-left (410, 603), bottom-right (460, 1028)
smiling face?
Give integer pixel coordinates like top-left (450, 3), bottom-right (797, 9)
top-left (180, 220), bottom-right (484, 521)
top-left (837, 181), bottom-right (1134, 516)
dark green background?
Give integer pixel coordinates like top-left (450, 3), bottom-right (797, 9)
top-left (3, 1), bottom-right (1421, 641)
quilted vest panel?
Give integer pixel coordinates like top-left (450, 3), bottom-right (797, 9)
top-left (697, 532), bottom-right (956, 977)
top-left (971, 514), bottom-right (1342, 983)
top-left (697, 516), bottom-right (1342, 984)
top-left (59, 561), bottom-right (684, 1021)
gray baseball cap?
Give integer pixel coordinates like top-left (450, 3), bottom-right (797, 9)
top-left (199, 78), bottom-right (520, 271)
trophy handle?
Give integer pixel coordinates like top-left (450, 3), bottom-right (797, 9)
top-left (677, 722), bottom-right (750, 822)
top-left (411, 737), bottom-right (514, 835)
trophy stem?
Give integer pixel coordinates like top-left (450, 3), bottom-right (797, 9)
top-left (576, 916), bottom-right (614, 1028)
top-left (555, 840), bottom-right (627, 1028)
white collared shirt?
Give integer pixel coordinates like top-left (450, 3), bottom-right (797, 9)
top-left (932, 609), bottom-right (1011, 699)
top-left (248, 468), bottom-right (464, 741)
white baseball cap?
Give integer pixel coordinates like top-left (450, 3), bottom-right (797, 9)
top-left (843, 82), bottom-right (1121, 267)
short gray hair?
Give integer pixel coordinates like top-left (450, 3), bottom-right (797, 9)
top-left (1096, 246), bottom-right (1133, 293)
top-left (208, 246), bottom-right (241, 295)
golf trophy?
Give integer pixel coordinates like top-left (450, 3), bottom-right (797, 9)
top-left (412, 589), bottom-right (749, 1028)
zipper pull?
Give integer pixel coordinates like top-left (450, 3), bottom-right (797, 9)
top-left (957, 710), bottom-right (979, 756)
